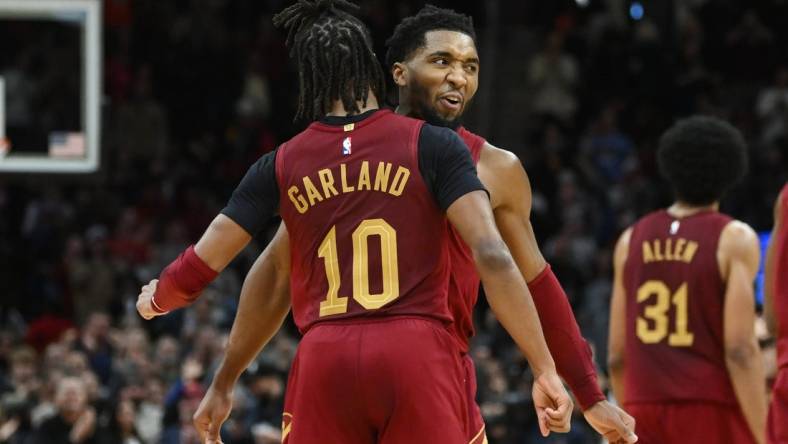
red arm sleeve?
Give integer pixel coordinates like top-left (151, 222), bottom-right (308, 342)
top-left (151, 245), bottom-right (219, 313)
top-left (528, 264), bottom-right (606, 410)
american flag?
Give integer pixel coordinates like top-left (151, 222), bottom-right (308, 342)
top-left (49, 132), bottom-right (86, 157)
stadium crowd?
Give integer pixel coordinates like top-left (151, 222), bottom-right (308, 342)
top-left (1, 0), bottom-right (787, 443)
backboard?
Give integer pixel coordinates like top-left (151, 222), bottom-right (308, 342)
top-left (0, 0), bottom-right (100, 173)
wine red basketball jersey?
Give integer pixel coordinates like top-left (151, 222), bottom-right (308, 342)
top-left (275, 109), bottom-right (453, 333)
top-left (775, 184), bottom-right (788, 370)
top-left (447, 126), bottom-right (486, 352)
top-left (623, 210), bottom-right (738, 405)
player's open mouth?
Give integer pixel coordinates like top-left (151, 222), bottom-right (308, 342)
top-left (439, 94), bottom-right (463, 111)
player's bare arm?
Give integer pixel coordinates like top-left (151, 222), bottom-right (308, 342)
top-left (446, 189), bottom-right (572, 436)
top-left (477, 144), bottom-right (547, 279)
top-left (608, 227), bottom-right (632, 405)
top-left (136, 214), bottom-right (252, 319)
top-left (764, 188), bottom-right (785, 336)
top-left (719, 221), bottom-right (767, 444)
top-left (193, 223), bottom-right (291, 442)
top-left (479, 144), bottom-right (637, 442)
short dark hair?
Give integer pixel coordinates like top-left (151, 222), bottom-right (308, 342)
top-left (384, 4), bottom-right (476, 69)
top-left (657, 115), bottom-right (748, 205)
top-left (273, 0), bottom-right (385, 121)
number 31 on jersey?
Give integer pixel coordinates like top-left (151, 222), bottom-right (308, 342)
top-left (636, 280), bottom-right (695, 347)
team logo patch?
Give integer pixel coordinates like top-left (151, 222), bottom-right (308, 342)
top-left (342, 137), bottom-right (352, 155)
top-left (670, 220), bottom-right (680, 235)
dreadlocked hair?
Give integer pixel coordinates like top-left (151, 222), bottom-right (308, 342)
top-left (273, 0), bottom-right (385, 121)
top-left (385, 4), bottom-right (476, 69)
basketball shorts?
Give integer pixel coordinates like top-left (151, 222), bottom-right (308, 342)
top-left (462, 353), bottom-right (487, 444)
top-left (625, 401), bottom-right (756, 444)
top-left (281, 317), bottom-right (468, 444)
top-left (769, 368), bottom-right (788, 444)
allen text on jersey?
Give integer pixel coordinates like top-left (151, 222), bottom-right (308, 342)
top-left (642, 238), bottom-right (699, 264)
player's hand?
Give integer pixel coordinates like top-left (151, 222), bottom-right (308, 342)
top-left (532, 371), bottom-right (573, 436)
top-left (136, 279), bottom-right (167, 320)
top-left (193, 384), bottom-right (233, 444)
top-left (583, 400), bottom-right (638, 443)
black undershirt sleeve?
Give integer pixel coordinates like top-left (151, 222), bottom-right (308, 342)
top-left (418, 124), bottom-right (488, 211)
top-left (220, 148), bottom-right (280, 235)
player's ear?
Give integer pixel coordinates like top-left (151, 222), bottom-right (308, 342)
top-left (392, 62), bottom-right (408, 87)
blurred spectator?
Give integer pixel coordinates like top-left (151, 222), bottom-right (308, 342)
top-left (32, 376), bottom-right (97, 444)
top-left (75, 313), bottom-right (114, 386)
top-left (528, 30), bottom-right (579, 124)
top-left (578, 105), bottom-right (636, 187)
top-left (757, 66), bottom-right (788, 146)
top-left (66, 228), bottom-right (116, 325)
top-left (96, 399), bottom-right (142, 444)
top-left (111, 64), bottom-right (170, 166)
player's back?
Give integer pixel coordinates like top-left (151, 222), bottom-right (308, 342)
top-left (623, 209), bottom-right (738, 405)
top-left (276, 109), bottom-right (452, 333)
top-left (276, 109), bottom-right (485, 443)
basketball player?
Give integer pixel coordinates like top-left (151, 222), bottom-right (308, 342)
top-left (193, 5), bottom-right (636, 444)
top-left (608, 116), bottom-right (766, 444)
top-left (765, 183), bottom-right (788, 444)
top-left (137, 1), bottom-right (570, 442)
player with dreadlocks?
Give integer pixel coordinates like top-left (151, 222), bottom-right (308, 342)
top-left (272, 0), bottom-right (385, 121)
top-left (137, 1), bottom-right (570, 443)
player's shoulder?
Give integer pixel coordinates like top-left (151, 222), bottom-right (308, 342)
top-left (479, 142), bottom-right (519, 169)
top-left (720, 220), bottom-right (758, 246)
top-left (478, 142), bottom-right (526, 186)
top-left (477, 142), bottom-right (530, 203)
top-left (718, 219), bottom-right (759, 259)
top-left (616, 226), bottom-right (635, 253)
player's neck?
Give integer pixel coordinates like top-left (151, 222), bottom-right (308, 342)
top-left (326, 90), bottom-right (379, 117)
top-left (395, 103), bottom-right (412, 117)
top-left (667, 201), bottom-right (719, 218)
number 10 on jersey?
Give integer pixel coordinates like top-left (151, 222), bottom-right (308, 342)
top-left (318, 219), bottom-right (400, 317)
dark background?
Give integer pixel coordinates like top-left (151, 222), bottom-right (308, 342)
top-left (0, 0), bottom-right (786, 443)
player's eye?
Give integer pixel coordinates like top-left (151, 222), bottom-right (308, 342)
top-left (432, 58), bottom-right (449, 66)
top-left (464, 64), bottom-right (479, 73)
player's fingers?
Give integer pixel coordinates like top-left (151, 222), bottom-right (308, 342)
top-left (192, 411), bottom-right (208, 442)
top-left (205, 419), bottom-right (221, 444)
top-left (603, 422), bottom-right (637, 444)
top-left (546, 399), bottom-right (571, 417)
top-left (544, 407), bottom-right (570, 432)
top-left (613, 411), bottom-right (638, 443)
top-left (537, 409), bottom-right (550, 437)
top-left (546, 398), bottom-right (571, 420)
top-left (545, 417), bottom-right (570, 433)
top-left (604, 429), bottom-right (624, 442)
